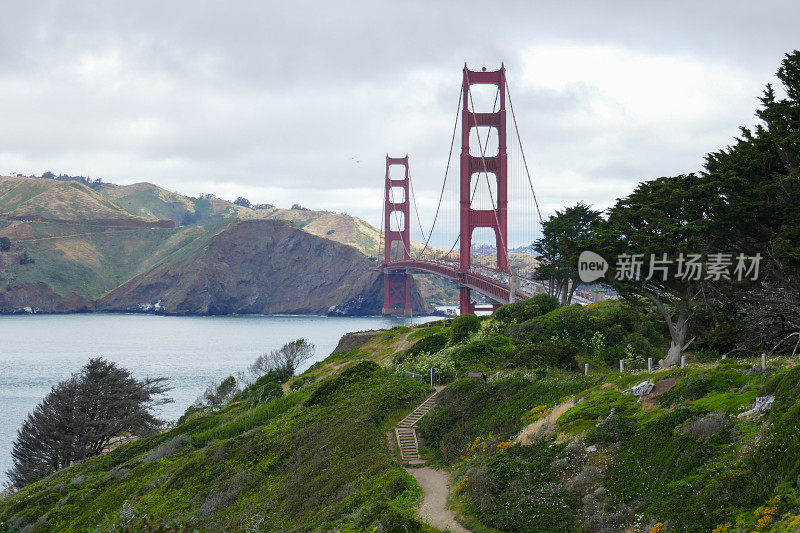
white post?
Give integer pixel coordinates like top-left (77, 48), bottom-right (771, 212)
top-left (761, 353), bottom-right (767, 370)
top-left (430, 367), bottom-right (435, 387)
top-left (647, 357), bottom-right (653, 372)
top-left (681, 355), bottom-right (686, 368)
top-left (619, 359), bottom-right (624, 373)
top-left (584, 363), bottom-right (589, 376)
top-left (722, 354), bottom-right (727, 360)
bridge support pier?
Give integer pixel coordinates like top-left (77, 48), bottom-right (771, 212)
top-left (382, 155), bottom-right (412, 316)
top-left (383, 270), bottom-right (412, 316)
top-left (459, 286), bottom-right (474, 315)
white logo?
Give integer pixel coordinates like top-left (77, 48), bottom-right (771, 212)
top-left (578, 251), bottom-right (608, 283)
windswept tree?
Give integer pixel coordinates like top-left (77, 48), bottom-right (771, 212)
top-left (598, 174), bottom-right (719, 367)
top-left (249, 338), bottom-right (315, 382)
top-left (8, 358), bottom-right (171, 487)
top-left (202, 375), bottom-right (238, 409)
top-left (533, 202), bottom-right (602, 304)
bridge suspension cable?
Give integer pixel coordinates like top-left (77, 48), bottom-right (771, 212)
top-left (437, 83), bottom-right (500, 263)
top-left (414, 85), bottom-right (462, 259)
top-left (505, 79), bottom-right (545, 227)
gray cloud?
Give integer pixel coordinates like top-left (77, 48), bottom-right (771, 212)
top-left (1, 0), bottom-right (798, 248)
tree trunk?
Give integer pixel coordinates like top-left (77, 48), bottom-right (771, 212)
top-left (646, 292), bottom-right (691, 368)
top-left (663, 309), bottom-right (689, 367)
top-left (559, 281), bottom-right (569, 305)
top-left (566, 279), bottom-right (577, 305)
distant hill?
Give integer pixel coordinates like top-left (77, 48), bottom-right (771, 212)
top-left (0, 175), bottom-right (441, 314)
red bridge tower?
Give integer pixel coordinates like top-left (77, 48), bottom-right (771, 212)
top-left (382, 155), bottom-right (412, 316)
top-left (459, 64), bottom-right (510, 314)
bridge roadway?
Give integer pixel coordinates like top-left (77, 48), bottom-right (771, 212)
top-left (383, 259), bottom-right (592, 307)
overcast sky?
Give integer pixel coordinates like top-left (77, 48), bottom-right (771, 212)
top-left (1, 1), bottom-right (798, 247)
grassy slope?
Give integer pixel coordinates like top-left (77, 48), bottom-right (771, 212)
top-left (5, 222), bottom-right (232, 299)
top-left (0, 332), bottom-right (435, 532)
top-left (0, 177), bottom-right (147, 222)
top-left (100, 183), bottom-right (196, 223)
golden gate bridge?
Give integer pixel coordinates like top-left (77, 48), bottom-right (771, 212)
top-left (380, 64), bottom-right (590, 315)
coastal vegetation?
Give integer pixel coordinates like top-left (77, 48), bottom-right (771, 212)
top-left (3, 303), bottom-right (800, 531)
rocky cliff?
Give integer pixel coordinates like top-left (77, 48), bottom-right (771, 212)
top-left (0, 282), bottom-right (91, 313)
top-left (96, 219), bottom-right (426, 315)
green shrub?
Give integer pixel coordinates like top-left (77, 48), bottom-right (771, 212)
top-left (558, 389), bottom-right (639, 426)
top-left (450, 336), bottom-right (513, 370)
top-left (495, 299), bottom-right (540, 323)
top-left (451, 313), bottom-right (481, 343)
top-left (411, 351), bottom-right (456, 382)
top-left (600, 323), bottom-right (625, 345)
top-left (586, 413), bottom-right (636, 445)
top-left (496, 294), bottom-right (560, 323)
top-left (508, 342), bottom-right (578, 370)
top-left (532, 293), bottom-right (561, 315)
top-left (233, 371), bottom-right (283, 405)
top-left (399, 331), bottom-right (449, 362)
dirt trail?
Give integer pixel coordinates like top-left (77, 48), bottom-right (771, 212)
top-left (407, 467), bottom-right (470, 532)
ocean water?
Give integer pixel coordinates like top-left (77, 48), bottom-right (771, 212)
top-left (0, 313), bottom-right (434, 484)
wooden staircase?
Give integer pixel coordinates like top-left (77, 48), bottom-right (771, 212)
top-left (396, 389), bottom-right (441, 465)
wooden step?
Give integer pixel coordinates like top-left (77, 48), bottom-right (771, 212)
top-left (395, 390), bottom-right (444, 464)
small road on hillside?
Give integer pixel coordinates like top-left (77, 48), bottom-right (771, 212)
top-left (9, 229), bottom-right (143, 241)
top-left (407, 467), bottom-right (470, 533)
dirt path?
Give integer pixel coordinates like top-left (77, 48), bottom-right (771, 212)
top-left (407, 467), bottom-right (469, 533)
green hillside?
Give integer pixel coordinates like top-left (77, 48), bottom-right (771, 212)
top-left (98, 180), bottom-right (384, 258)
top-left (0, 221), bottom-right (232, 299)
top-left (100, 182), bottom-right (200, 224)
top-left (3, 300), bottom-right (800, 531)
top-left (0, 176), bottom-right (390, 308)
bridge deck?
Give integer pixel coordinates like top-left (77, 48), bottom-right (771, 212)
top-left (383, 259), bottom-right (592, 307)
